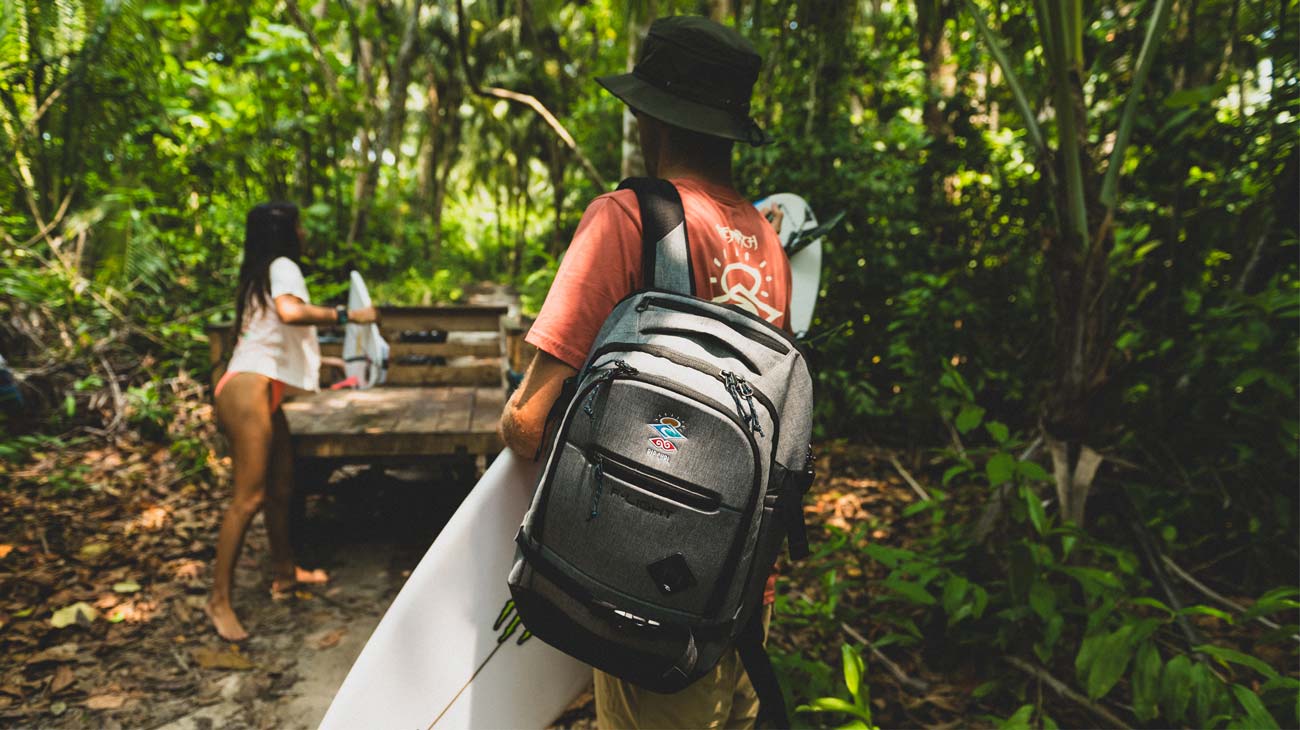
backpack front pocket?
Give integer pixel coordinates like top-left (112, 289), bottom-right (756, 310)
top-left (532, 374), bottom-right (762, 620)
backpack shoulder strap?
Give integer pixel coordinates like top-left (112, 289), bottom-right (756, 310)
top-left (617, 177), bottom-right (694, 295)
top-left (736, 611), bottom-right (791, 728)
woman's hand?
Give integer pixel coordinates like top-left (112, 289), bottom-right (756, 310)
top-left (348, 306), bottom-right (379, 325)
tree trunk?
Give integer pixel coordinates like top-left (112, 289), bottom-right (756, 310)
top-left (621, 0), bottom-right (656, 179)
top-left (349, 0), bottom-right (424, 246)
top-left (703, 0), bottom-right (732, 23)
top-left (548, 136), bottom-right (567, 257)
top-left (346, 0), bottom-right (377, 249)
top-left (916, 0), bottom-right (956, 143)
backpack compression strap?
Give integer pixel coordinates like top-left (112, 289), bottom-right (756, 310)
top-left (737, 612), bottom-right (791, 728)
top-left (617, 177), bottom-right (694, 295)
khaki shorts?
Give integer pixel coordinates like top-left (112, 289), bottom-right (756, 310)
top-left (593, 606), bottom-right (773, 730)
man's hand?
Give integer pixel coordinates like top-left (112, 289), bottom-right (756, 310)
top-left (498, 350), bottom-right (578, 457)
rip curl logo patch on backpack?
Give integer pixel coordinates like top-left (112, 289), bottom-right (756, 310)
top-left (647, 416), bottom-right (687, 454)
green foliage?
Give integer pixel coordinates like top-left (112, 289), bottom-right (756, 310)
top-left (0, 1), bottom-right (1294, 726)
top-left (796, 644), bottom-right (879, 730)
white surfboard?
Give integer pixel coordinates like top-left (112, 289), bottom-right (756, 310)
top-left (756, 193), bottom-right (824, 338)
top-left (342, 271), bottom-right (389, 388)
top-left (319, 449), bottom-right (589, 730)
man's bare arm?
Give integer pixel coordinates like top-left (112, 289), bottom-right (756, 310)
top-left (498, 350), bottom-right (578, 457)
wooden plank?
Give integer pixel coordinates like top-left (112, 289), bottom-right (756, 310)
top-left (320, 341), bottom-right (501, 359)
top-left (385, 362), bottom-right (501, 386)
top-left (391, 387), bottom-right (460, 434)
top-left (283, 385), bottom-right (505, 459)
top-left (290, 431), bottom-right (503, 458)
top-left (436, 386), bottom-right (475, 433)
top-left (283, 389), bottom-right (407, 437)
top-left (469, 387), bottom-right (506, 434)
top-left (378, 305), bottom-right (506, 333)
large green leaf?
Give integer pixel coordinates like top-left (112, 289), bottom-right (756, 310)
top-left (986, 453), bottom-right (1016, 487)
top-left (1017, 460), bottom-right (1051, 482)
top-left (1195, 644), bottom-right (1280, 680)
top-left (1160, 654), bottom-right (1193, 723)
top-left (797, 696), bottom-right (872, 722)
top-left (1231, 684), bottom-right (1279, 730)
top-left (1074, 632), bottom-right (1104, 685)
top-left (884, 578), bottom-right (936, 606)
top-left (942, 575), bottom-right (969, 615)
top-left (1086, 624), bottom-right (1138, 699)
top-left (1022, 484), bottom-right (1047, 534)
top-left (1131, 642), bottom-right (1161, 722)
top-left (1028, 580), bottom-right (1056, 622)
top-left (841, 643), bottom-right (864, 705)
top-left (955, 404), bottom-right (985, 434)
top-left (1190, 662), bottom-right (1222, 727)
top-left (998, 704), bottom-right (1034, 730)
top-left (985, 420), bottom-right (1010, 444)
top-left (1241, 587), bottom-right (1300, 621)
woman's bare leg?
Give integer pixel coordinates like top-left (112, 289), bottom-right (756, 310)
top-left (207, 373), bottom-right (273, 641)
top-left (266, 408), bottom-right (328, 593)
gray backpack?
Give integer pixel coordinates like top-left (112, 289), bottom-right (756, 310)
top-left (509, 178), bottom-right (814, 725)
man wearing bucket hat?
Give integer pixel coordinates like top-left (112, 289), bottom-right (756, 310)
top-left (499, 15), bottom-right (792, 729)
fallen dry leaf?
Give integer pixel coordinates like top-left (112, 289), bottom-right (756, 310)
top-left (191, 647), bottom-right (254, 670)
top-left (25, 643), bottom-right (79, 665)
top-left (50, 602), bottom-right (98, 628)
top-left (310, 628), bottom-right (346, 650)
top-left (84, 693), bottom-right (126, 710)
top-left (128, 506), bottom-right (169, 533)
top-left (172, 559), bottom-right (203, 581)
top-left (78, 542), bottom-right (110, 561)
top-left (49, 665), bottom-right (76, 694)
top-left (0, 544), bottom-right (13, 559)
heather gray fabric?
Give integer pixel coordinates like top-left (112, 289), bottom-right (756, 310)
top-left (653, 222), bottom-right (692, 294)
top-left (509, 179), bottom-right (814, 697)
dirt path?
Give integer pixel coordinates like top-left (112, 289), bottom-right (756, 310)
top-left (0, 441), bottom-right (499, 730)
top-left (152, 533), bottom-right (398, 730)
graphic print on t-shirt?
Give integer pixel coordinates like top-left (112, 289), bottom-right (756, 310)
top-left (708, 224), bottom-right (782, 323)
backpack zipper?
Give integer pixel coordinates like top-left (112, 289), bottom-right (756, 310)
top-left (582, 359), bottom-right (636, 418)
top-left (589, 343), bottom-right (779, 446)
top-left (594, 450), bottom-right (722, 512)
top-left (588, 455), bottom-right (605, 520)
top-left (633, 296), bottom-right (790, 354)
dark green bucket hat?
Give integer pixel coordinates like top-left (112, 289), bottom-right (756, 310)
top-left (597, 16), bottom-right (770, 146)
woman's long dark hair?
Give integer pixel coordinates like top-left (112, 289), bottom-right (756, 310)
top-left (234, 202), bottom-right (302, 332)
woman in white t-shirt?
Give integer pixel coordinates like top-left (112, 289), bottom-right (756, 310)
top-left (207, 202), bottom-right (377, 642)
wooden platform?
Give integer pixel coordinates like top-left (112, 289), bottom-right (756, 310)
top-left (282, 386), bottom-right (504, 459)
top-left (207, 304), bottom-right (516, 468)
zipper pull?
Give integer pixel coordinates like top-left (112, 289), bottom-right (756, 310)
top-left (584, 361), bottom-right (635, 419)
top-left (635, 298), bottom-right (651, 313)
top-left (721, 371), bottom-right (751, 431)
top-left (588, 456), bottom-right (605, 520)
top-left (582, 383), bottom-right (601, 418)
top-left (739, 379), bottom-right (764, 437)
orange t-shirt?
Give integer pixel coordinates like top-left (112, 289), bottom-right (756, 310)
top-left (526, 176), bottom-right (791, 606)
top-left (526, 176), bottom-right (792, 370)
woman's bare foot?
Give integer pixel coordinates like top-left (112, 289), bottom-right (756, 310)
top-left (270, 566), bottom-right (330, 598)
top-left (205, 599), bottom-right (249, 642)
